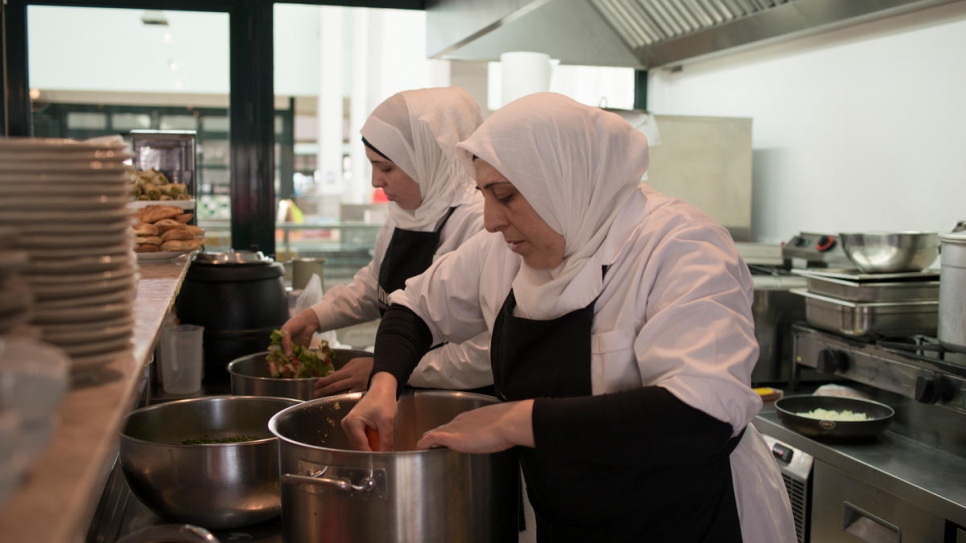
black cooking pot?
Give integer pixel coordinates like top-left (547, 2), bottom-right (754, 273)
top-left (775, 395), bottom-right (894, 441)
top-left (175, 250), bottom-right (289, 385)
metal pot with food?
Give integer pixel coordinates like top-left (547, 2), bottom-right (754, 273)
top-left (119, 395), bottom-right (301, 530)
top-left (268, 390), bottom-right (520, 543)
top-left (227, 342), bottom-right (373, 400)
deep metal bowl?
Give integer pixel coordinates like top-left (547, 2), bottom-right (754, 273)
top-left (840, 231), bottom-right (940, 273)
top-left (227, 348), bottom-right (373, 400)
top-left (119, 396), bottom-right (301, 530)
top-left (775, 395), bottom-right (894, 440)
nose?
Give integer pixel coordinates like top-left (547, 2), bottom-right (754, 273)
top-left (371, 171), bottom-right (386, 189)
top-left (483, 197), bottom-right (507, 233)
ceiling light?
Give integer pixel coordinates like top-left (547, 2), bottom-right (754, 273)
top-left (141, 10), bottom-right (169, 26)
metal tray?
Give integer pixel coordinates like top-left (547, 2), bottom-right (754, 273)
top-left (793, 273), bottom-right (939, 303)
top-left (791, 268), bottom-right (940, 282)
top-left (791, 289), bottom-right (938, 337)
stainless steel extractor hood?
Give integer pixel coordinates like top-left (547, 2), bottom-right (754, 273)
top-left (426, 0), bottom-right (959, 68)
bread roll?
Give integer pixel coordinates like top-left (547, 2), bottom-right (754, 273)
top-left (161, 239), bottom-right (203, 252)
top-left (137, 205), bottom-right (183, 224)
top-left (135, 244), bottom-right (160, 253)
top-left (161, 228), bottom-right (195, 242)
top-left (186, 225), bottom-right (204, 236)
top-left (132, 222), bottom-right (159, 236)
top-left (153, 219), bottom-right (186, 234)
top-left (174, 213), bottom-right (194, 224)
top-left (134, 235), bottom-right (163, 246)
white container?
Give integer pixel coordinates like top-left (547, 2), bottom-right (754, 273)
top-left (159, 324), bottom-right (204, 395)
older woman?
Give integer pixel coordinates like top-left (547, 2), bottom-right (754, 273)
top-left (280, 86), bottom-right (492, 396)
top-left (342, 93), bottom-right (796, 541)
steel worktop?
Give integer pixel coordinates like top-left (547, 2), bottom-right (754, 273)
top-left (0, 257), bottom-right (191, 543)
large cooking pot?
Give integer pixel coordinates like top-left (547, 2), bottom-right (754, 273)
top-left (175, 250), bottom-right (289, 384)
top-left (775, 395), bottom-right (894, 440)
top-left (268, 390), bottom-right (519, 543)
top-left (227, 348), bottom-right (373, 400)
top-left (119, 396), bottom-right (301, 529)
top-left (938, 232), bottom-right (966, 354)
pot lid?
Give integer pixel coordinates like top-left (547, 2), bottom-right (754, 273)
top-left (192, 249), bottom-right (273, 265)
top-left (939, 232), bottom-right (966, 245)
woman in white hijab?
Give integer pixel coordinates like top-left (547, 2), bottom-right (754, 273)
top-left (342, 93), bottom-right (797, 542)
top-left (280, 86), bottom-right (493, 395)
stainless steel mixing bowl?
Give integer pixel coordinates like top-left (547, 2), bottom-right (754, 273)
top-left (839, 232), bottom-right (939, 273)
top-left (119, 396), bottom-right (301, 530)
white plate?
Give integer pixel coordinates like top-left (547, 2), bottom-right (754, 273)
top-left (136, 250), bottom-right (194, 262)
top-left (20, 230), bottom-right (131, 249)
top-left (0, 170), bottom-right (132, 184)
top-left (26, 252), bottom-right (135, 275)
top-left (0, 182), bottom-right (129, 198)
top-left (127, 200), bottom-right (196, 211)
top-left (41, 318), bottom-right (133, 345)
top-left (30, 274), bottom-right (136, 301)
top-left (40, 314), bottom-right (134, 336)
top-left (0, 206), bottom-right (133, 223)
top-left (13, 219), bottom-right (132, 236)
top-left (0, 161), bottom-right (133, 174)
top-left (27, 242), bottom-right (132, 261)
top-left (36, 289), bottom-right (134, 311)
top-left (28, 265), bottom-right (136, 285)
top-left (31, 301), bottom-right (133, 324)
top-left (0, 136), bottom-right (127, 152)
top-left (55, 335), bottom-right (132, 358)
top-left (0, 195), bottom-right (130, 210)
top-left (0, 148), bottom-right (131, 162)
top-left (70, 346), bottom-right (133, 373)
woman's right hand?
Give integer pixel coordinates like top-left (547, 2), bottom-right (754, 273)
top-left (341, 372), bottom-right (398, 451)
top-left (279, 309), bottom-right (322, 357)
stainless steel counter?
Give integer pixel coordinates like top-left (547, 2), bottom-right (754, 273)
top-left (753, 408), bottom-right (966, 527)
top-left (0, 257), bottom-right (191, 543)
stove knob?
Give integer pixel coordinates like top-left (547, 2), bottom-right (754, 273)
top-left (915, 376), bottom-right (955, 404)
top-left (815, 236), bottom-right (837, 252)
top-left (816, 348), bottom-right (850, 374)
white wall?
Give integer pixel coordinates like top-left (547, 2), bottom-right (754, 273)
top-left (648, 2), bottom-right (966, 244)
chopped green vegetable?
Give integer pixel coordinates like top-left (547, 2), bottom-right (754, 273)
top-left (265, 329), bottom-right (336, 379)
top-left (180, 434), bottom-right (255, 445)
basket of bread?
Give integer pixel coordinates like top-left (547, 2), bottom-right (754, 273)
top-left (132, 204), bottom-right (205, 257)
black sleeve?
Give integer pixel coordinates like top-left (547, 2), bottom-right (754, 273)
top-left (531, 387), bottom-right (735, 470)
top-left (369, 304), bottom-right (434, 395)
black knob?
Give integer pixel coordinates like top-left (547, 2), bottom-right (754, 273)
top-left (816, 236), bottom-right (836, 252)
top-left (816, 348), bottom-right (850, 374)
top-left (915, 376), bottom-right (955, 404)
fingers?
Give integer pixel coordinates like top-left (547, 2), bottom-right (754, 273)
top-left (341, 416), bottom-right (374, 451)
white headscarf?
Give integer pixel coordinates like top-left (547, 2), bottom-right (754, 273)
top-left (361, 87), bottom-right (483, 231)
top-left (457, 92), bottom-right (649, 319)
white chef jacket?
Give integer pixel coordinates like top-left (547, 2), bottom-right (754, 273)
top-left (392, 186), bottom-right (797, 542)
top-left (309, 194), bottom-right (492, 390)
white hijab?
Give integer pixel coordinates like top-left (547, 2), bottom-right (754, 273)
top-left (457, 93), bottom-right (649, 319)
top-left (361, 87), bottom-right (483, 231)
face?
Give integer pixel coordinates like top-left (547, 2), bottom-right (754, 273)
top-left (367, 147), bottom-right (421, 211)
top-left (475, 159), bottom-right (565, 270)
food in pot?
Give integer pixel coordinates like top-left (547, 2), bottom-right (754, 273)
top-left (179, 434), bottom-right (256, 445)
top-left (796, 408), bottom-right (869, 421)
top-left (265, 329), bottom-right (335, 378)
top-left (130, 168), bottom-right (191, 201)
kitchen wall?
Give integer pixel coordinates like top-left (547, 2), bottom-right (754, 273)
top-left (647, 1), bottom-right (966, 244)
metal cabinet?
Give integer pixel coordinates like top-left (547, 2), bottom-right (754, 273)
top-left (811, 461), bottom-right (944, 542)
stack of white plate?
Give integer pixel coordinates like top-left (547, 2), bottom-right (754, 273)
top-left (0, 137), bottom-right (138, 374)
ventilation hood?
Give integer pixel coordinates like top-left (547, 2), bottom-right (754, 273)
top-left (426, 0), bottom-right (957, 69)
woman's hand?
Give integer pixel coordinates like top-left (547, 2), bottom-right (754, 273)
top-left (341, 372), bottom-right (399, 451)
top-left (279, 309), bottom-right (322, 357)
top-left (416, 400), bottom-right (535, 454)
top-left (313, 357), bottom-right (374, 397)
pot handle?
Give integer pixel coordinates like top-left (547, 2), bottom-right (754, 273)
top-left (282, 467), bottom-right (386, 498)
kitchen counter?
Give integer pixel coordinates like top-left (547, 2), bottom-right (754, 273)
top-left (753, 407), bottom-right (966, 527)
top-left (0, 256), bottom-right (191, 543)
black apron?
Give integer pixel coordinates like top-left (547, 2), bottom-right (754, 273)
top-left (491, 287), bottom-right (745, 542)
top-left (377, 207), bottom-right (457, 315)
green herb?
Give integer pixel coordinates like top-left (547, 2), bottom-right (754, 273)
top-left (265, 329), bottom-right (335, 379)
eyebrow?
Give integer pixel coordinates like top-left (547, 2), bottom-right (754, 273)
top-left (478, 180), bottom-right (512, 191)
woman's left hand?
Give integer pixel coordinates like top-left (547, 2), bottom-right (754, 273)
top-left (415, 400), bottom-right (535, 453)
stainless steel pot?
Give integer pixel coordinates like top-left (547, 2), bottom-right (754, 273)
top-left (268, 390), bottom-right (519, 543)
top-left (227, 348), bottom-right (373, 400)
top-left (119, 396), bottom-right (301, 530)
top-left (939, 232), bottom-right (966, 353)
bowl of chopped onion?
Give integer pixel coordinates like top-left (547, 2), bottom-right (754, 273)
top-left (774, 395), bottom-right (894, 440)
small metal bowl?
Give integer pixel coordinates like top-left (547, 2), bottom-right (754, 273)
top-left (840, 231), bottom-right (939, 273)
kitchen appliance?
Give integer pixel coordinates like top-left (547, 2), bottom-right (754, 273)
top-left (939, 232), bottom-right (966, 353)
top-left (754, 322), bottom-right (966, 542)
top-left (269, 390), bottom-right (519, 543)
top-left (760, 433), bottom-right (813, 543)
top-left (781, 232), bottom-right (854, 270)
top-left (175, 250), bottom-right (289, 388)
top-left (130, 130), bottom-right (198, 203)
